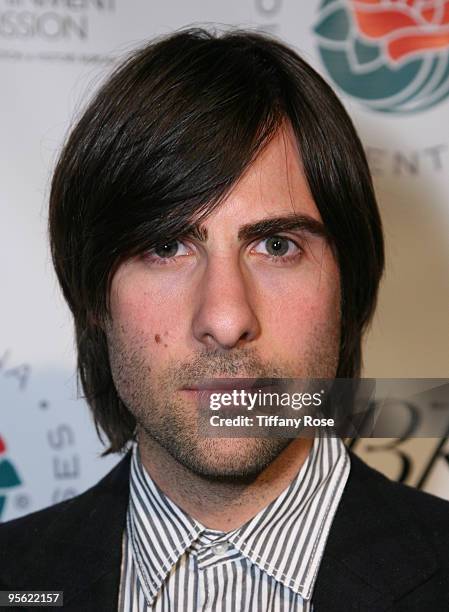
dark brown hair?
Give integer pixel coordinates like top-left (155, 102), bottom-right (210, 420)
top-left (49, 27), bottom-right (384, 455)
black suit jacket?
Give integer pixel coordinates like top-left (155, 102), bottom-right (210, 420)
top-left (1, 451), bottom-right (449, 611)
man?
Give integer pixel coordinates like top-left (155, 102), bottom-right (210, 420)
top-left (1, 27), bottom-right (449, 612)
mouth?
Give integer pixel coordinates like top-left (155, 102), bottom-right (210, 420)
top-left (181, 378), bottom-right (279, 393)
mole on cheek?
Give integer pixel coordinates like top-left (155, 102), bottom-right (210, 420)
top-left (154, 334), bottom-right (161, 344)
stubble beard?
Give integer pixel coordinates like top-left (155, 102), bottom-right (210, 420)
top-left (107, 328), bottom-right (340, 484)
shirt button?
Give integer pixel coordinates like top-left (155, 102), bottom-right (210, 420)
top-left (211, 542), bottom-right (229, 555)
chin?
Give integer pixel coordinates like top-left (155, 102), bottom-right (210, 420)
top-left (176, 437), bottom-right (290, 483)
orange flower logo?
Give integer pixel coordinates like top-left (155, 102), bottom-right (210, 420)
top-left (351, 0), bottom-right (449, 63)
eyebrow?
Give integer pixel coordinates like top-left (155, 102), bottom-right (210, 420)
top-left (183, 213), bottom-right (328, 243)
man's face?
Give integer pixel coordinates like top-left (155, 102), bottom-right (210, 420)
top-left (105, 125), bottom-right (341, 481)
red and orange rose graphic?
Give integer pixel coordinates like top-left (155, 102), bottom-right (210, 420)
top-left (351, 0), bottom-right (449, 63)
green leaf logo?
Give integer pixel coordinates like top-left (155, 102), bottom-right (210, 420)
top-left (0, 459), bottom-right (21, 488)
top-left (0, 436), bottom-right (22, 520)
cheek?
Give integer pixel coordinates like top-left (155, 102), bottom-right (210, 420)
top-left (265, 291), bottom-right (339, 346)
top-left (253, 262), bottom-right (341, 353)
top-left (108, 271), bottom-right (191, 353)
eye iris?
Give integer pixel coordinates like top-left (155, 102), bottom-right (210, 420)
top-left (266, 236), bottom-right (289, 256)
top-left (155, 241), bottom-right (178, 258)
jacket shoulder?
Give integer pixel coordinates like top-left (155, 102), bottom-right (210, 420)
top-left (350, 451), bottom-right (449, 506)
top-left (313, 451), bottom-right (449, 611)
top-left (0, 452), bottom-right (131, 587)
top-left (0, 490), bottom-right (92, 560)
top-left (349, 451), bottom-right (449, 548)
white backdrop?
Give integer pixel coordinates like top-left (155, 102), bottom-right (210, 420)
top-left (1, 0), bottom-right (448, 522)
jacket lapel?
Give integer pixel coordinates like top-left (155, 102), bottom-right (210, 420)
top-left (16, 452), bottom-right (132, 611)
top-left (313, 452), bottom-right (438, 611)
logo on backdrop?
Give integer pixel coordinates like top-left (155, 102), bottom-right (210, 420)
top-left (0, 0), bottom-right (116, 64)
top-left (315, 0), bottom-right (449, 113)
top-left (0, 0), bottom-right (115, 40)
top-left (0, 435), bottom-right (21, 520)
top-left (0, 349), bottom-right (88, 522)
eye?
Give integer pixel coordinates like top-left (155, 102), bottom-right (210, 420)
top-left (154, 241), bottom-right (187, 258)
top-left (144, 240), bottom-right (191, 265)
top-left (252, 235), bottom-right (302, 261)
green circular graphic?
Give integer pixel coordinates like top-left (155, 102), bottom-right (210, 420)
top-left (315, 0), bottom-right (449, 113)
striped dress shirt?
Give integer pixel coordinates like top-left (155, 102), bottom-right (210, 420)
top-left (118, 432), bottom-right (350, 611)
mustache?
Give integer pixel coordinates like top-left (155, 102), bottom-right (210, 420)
top-left (161, 348), bottom-right (288, 386)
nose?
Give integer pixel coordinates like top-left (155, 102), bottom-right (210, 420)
top-left (192, 255), bottom-right (261, 350)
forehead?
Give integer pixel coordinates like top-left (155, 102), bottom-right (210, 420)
top-left (200, 123), bottom-right (321, 232)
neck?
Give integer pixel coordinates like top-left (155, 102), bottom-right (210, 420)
top-left (137, 436), bottom-right (313, 531)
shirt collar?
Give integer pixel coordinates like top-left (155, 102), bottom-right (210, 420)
top-left (126, 446), bottom-right (202, 604)
top-left (227, 432), bottom-right (350, 598)
top-left (127, 432), bottom-right (349, 604)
